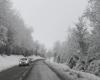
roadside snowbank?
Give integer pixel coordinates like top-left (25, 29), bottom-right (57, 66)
top-left (29, 55), bottom-right (45, 61)
top-left (0, 55), bottom-right (46, 72)
top-left (0, 55), bottom-right (45, 72)
top-left (0, 55), bottom-right (23, 72)
top-left (45, 60), bottom-right (100, 80)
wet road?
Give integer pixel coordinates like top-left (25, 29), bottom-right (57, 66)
top-left (0, 65), bottom-right (32, 80)
top-left (0, 60), bottom-right (71, 80)
top-left (25, 61), bottom-right (61, 80)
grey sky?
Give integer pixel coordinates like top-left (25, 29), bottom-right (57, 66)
top-left (11, 0), bottom-right (88, 49)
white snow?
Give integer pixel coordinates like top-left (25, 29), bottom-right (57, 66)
top-left (0, 55), bottom-right (23, 72)
top-left (45, 60), bottom-right (100, 80)
top-left (0, 55), bottom-right (45, 72)
top-left (1, 55), bottom-right (99, 80)
top-left (28, 55), bottom-right (45, 61)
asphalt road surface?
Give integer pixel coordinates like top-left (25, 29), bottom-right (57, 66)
top-left (0, 65), bottom-right (32, 80)
top-left (25, 61), bottom-right (61, 80)
top-left (0, 60), bottom-right (71, 80)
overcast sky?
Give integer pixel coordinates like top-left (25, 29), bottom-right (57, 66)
top-left (11, 0), bottom-right (88, 49)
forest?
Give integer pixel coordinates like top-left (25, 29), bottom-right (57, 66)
top-left (0, 0), bottom-right (46, 57)
top-left (0, 0), bottom-right (100, 77)
top-left (46, 0), bottom-right (100, 76)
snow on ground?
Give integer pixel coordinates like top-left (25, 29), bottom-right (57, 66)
top-left (46, 59), bottom-right (70, 70)
top-left (28, 55), bottom-right (45, 61)
top-left (45, 59), bottom-right (100, 80)
top-left (0, 55), bottom-right (45, 72)
top-left (0, 55), bottom-right (23, 72)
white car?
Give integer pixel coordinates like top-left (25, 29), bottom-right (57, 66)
top-left (19, 58), bottom-right (30, 66)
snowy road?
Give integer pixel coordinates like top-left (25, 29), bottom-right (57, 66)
top-left (25, 60), bottom-right (61, 80)
top-left (0, 65), bottom-right (32, 80)
top-left (0, 60), bottom-right (72, 80)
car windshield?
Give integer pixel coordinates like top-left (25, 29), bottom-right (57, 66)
top-left (20, 58), bottom-right (27, 60)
